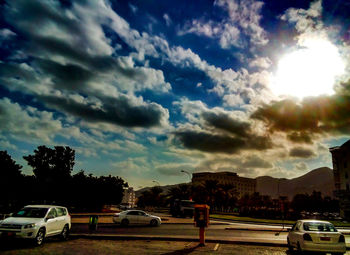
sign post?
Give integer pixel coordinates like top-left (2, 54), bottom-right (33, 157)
top-left (194, 204), bottom-right (210, 246)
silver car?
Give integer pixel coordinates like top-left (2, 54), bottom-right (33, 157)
top-left (0, 205), bottom-right (71, 245)
top-left (287, 219), bottom-right (346, 254)
top-left (113, 210), bottom-right (161, 226)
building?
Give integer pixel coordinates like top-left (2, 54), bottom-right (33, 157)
top-left (121, 187), bottom-right (136, 209)
top-left (330, 140), bottom-right (350, 219)
top-left (192, 171), bottom-right (256, 198)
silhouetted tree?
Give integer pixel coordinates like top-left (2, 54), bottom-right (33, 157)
top-left (0, 151), bottom-right (23, 211)
top-left (23, 145), bottom-right (75, 182)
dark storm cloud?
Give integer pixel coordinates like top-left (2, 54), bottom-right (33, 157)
top-left (39, 94), bottom-right (167, 128)
top-left (201, 111), bottom-right (251, 137)
top-left (287, 132), bottom-right (313, 144)
top-left (34, 59), bottom-right (94, 90)
top-left (251, 94), bottom-right (350, 137)
top-left (289, 147), bottom-right (316, 158)
top-left (175, 131), bottom-right (272, 154)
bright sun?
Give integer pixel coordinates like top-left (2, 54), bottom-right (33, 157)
top-left (271, 37), bottom-right (345, 98)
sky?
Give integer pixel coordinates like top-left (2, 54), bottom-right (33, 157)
top-left (1, 0), bottom-right (350, 189)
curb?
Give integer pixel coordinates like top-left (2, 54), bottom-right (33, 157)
top-left (69, 233), bottom-right (288, 247)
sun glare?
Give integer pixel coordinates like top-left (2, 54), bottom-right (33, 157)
top-left (271, 38), bottom-right (345, 98)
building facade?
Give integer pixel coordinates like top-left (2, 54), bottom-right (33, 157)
top-left (192, 171), bottom-right (256, 198)
top-left (121, 187), bottom-right (136, 208)
top-left (330, 140), bottom-right (350, 219)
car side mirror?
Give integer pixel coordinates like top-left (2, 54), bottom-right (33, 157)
top-left (45, 215), bottom-right (54, 221)
top-left (8, 213), bottom-right (13, 217)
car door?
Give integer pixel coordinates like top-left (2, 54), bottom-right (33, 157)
top-left (55, 207), bottom-right (67, 231)
top-left (289, 221), bottom-right (301, 246)
top-left (125, 211), bottom-right (139, 225)
top-left (46, 208), bottom-right (60, 235)
top-left (137, 211), bottom-right (149, 224)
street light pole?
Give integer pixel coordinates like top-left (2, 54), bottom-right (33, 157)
top-left (180, 169), bottom-right (192, 182)
top-left (152, 180), bottom-right (160, 186)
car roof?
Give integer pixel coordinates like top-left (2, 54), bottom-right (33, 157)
top-left (298, 219), bottom-right (332, 224)
top-left (123, 210), bottom-right (145, 213)
top-left (24, 205), bottom-right (66, 209)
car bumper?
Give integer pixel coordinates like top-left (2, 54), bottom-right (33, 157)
top-left (302, 241), bottom-right (346, 253)
top-left (0, 229), bottom-right (38, 239)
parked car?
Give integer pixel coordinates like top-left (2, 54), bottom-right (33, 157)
top-left (0, 205), bottom-right (71, 245)
top-left (113, 210), bottom-right (161, 226)
top-left (287, 219), bottom-right (346, 254)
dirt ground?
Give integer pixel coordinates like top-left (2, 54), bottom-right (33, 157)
top-left (0, 238), bottom-right (311, 255)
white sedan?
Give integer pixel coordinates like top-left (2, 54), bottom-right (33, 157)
top-left (287, 219), bottom-right (346, 254)
top-left (113, 210), bottom-right (161, 227)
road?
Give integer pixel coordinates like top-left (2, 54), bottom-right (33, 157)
top-left (71, 222), bottom-right (288, 244)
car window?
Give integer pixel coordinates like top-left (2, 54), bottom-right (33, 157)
top-left (47, 208), bottom-right (57, 218)
top-left (303, 222), bottom-right (337, 232)
top-left (138, 211), bottom-right (146, 216)
top-left (56, 207), bottom-right (67, 216)
top-left (296, 222), bottom-right (302, 231)
top-left (13, 207), bottom-right (48, 218)
top-left (127, 211), bottom-right (139, 215)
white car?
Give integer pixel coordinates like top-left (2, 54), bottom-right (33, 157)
top-left (287, 219), bottom-right (346, 254)
top-left (113, 210), bottom-right (161, 226)
top-left (0, 205), bottom-right (71, 245)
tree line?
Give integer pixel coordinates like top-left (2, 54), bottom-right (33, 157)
top-left (138, 180), bottom-right (339, 219)
top-left (0, 146), bottom-right (128, 213)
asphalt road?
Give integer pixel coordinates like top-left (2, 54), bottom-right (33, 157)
top-left (71, 223), bottom-right (288, 244)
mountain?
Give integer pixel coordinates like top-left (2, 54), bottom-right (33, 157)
top-left (135, 183), bottom-right (188, 198)
top-left (256, 167), bottom-right (334, 199)
top-left (135, 167), bottom-right (335, 200)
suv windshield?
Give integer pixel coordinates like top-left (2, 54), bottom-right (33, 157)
top-left (13, 207), bottom-right (49, 218)
top-left (303, 222), bottom-right (337, 232)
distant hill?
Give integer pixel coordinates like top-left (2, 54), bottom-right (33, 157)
top-left (256, 167), bottom-right (334, 199)
top-left (135, 167), bottom-right (335, 200)
top-left (135, 183), bottom-right (188, 198)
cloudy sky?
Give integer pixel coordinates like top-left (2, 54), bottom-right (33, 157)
top-left (1, 0), bottom-right (350, 188)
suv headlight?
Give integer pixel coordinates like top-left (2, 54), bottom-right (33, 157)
top-left (24, 223), bottom-right (36, 229)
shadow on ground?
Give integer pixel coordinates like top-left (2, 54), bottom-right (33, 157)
top-left (160, 244), bottom-right (202, 255)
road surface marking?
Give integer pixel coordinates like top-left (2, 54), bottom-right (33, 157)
top-left (213, 243), bottom-right (219, 251)
top-left (185, 242), bottom-right (193, 247)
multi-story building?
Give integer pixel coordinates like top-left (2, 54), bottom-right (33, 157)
top-left (329, 140), bottom-right (350, 219)
top-left (121, 187), bottom-right (136, 209)
top-left (192, 171), bottom-right (256, 198)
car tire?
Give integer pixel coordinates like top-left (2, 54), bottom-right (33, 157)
top-left (287, 238), bottom-right (293, 251)
top-left (297, 242), bottom-right (303, 254)
top-left (34, 228), bottom-right (45, 246)
top-left (60, 224), bottom-right (69, 240)
top-left (121, 219), bottom-right (129, 227)
top-left (150, 219), bottom-right (158, 227)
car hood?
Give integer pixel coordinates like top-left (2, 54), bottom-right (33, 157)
top-left (1, 217), bottom-right (43, 225)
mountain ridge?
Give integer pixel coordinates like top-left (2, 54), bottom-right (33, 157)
top-left (136, 167), bottom-right (334, 200)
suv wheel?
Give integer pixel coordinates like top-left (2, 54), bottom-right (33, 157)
top-left (60, 225), bottom-right (69, 240)
top-left (35, 228), bottom-right (45, 246)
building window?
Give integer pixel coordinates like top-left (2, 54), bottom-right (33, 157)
top-left (347, 184), bottom-right (350, 191)
top-left (345, 162), bottom-right (348, 169)
top-left (346, 172), bottom-right (349, 179)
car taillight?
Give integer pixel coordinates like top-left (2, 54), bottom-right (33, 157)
top-left (339, 235), bottom-right (345, 243)
top-left (303, 233), bottom-right (312, 241)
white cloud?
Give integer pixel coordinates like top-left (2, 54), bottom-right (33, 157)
top-left (178, 0), bottom-right (268, 49)
top-left (163, 13), bottom-right (172, 26)
top-left (0, 98), bottom-right (63, 143)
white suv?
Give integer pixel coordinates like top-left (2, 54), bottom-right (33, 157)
top-left (0, 205), bottom-right (71, 245)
